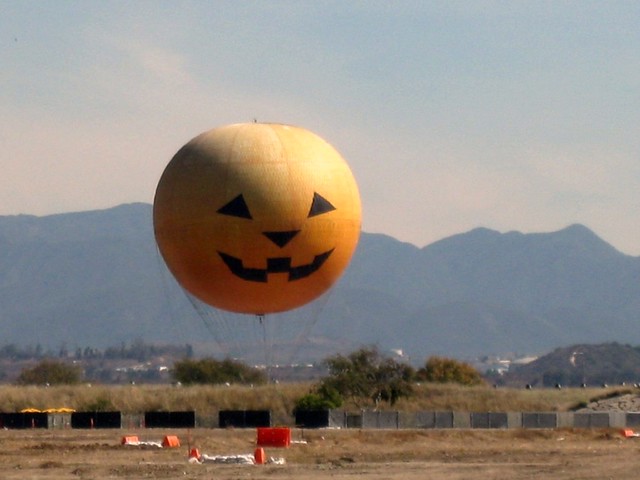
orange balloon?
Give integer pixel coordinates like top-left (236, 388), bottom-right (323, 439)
top-left (153, 123), bottom-right (361, 314)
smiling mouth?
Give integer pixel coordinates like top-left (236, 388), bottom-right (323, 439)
top-left (218, 249), bottom-right (334, 282)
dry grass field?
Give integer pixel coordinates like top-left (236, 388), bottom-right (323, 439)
top-left (1, 427), bottom-right (638, 479)
top-left (0, 383), bottom-right (638, 479)
top-left (0, 382), bottom-right (620, 422)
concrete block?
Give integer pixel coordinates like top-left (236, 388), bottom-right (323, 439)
top-left (452, 411), bottom-right (470, 429)
top-left (522, 412), bottom-right (557, 429)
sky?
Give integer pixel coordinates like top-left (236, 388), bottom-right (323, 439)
top-left (2, 1), bottom-right (639, 255)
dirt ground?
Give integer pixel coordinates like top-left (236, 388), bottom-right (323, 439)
top-left (1, 427), bottom-right (639, 480)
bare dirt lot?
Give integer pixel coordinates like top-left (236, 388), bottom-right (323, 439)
top-left (1, 427), bottom-right (639, 479)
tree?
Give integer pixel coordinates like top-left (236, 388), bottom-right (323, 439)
top-left (16, 359), bottom-right (82, 385)
top-left (172, 357), bottom-right (267, 385)
top-left (416, 356), bottom-right (484, 386)
top-left (314, 347), bottom-right (415, 407)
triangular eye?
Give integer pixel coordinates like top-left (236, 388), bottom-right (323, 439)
top-left (308, 192), bottom-right (336, 217)
top-left (217, 194), bottom-right (252, 219)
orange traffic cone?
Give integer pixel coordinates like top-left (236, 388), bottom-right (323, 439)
top-left (254, 447), bottom-right (266, 465)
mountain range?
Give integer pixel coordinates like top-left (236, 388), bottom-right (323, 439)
top-left (0, 203), bottom-right (638, 364)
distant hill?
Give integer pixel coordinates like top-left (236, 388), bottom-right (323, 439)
top-left (1, 204), bottom-right (639, 363)
top-left (502, 343), bottom-right (640, 388)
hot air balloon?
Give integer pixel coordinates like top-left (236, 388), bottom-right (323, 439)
top-left (153, 123), bottom-right (361, 319)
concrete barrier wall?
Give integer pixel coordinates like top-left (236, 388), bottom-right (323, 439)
top-left (471, 412), bottom-right (507, 429)
top-left (508, 412), bottom-right (523, 428)
top-left (71, 411), bottom-right (122, 429)
top-left (329, 410), bottom-right (347, 428)
top-left (218, 410), bottom-right (271, 428)
top-left (436, 411), bottom-right (455, 428)
top-left (47, 413), bottom-right (71, 429)
top-left (522, 412), bottom-right (557, 428)
top-left (361, 411), bottom-right (399, 429)
top-left (625, 412), bottom-right (640, 427)
top-left (399, 411), bottom-right (431, 429)
top-left (315, 410), bottom-right (635, 430)
top-left (0, 412), bottom-right (48, 429)
top-left (345, 412), bottom-right (362, 429)
top-left (573, 412), bottom-right (611, 428)
top-left (295, 410), bottom-right (330, 428)
top-left (398, 411), bottom-right (456, 428)
top-left (453, 412), bottom-right (471, 428)
top-left (3, 409), bottom-right (640, 430)
top-left (610, 411), bottom-right (626, 429)
top-left (144, 411), bottom-right (196, 429)
top-left (121, 413), bottom-right (145, 429)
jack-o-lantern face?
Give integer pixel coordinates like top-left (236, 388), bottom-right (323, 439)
top-left (153, 123), bottom-right (361, 315)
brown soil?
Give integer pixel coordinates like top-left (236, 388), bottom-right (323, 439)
top-left (0, 427), bottom-right (638, 479)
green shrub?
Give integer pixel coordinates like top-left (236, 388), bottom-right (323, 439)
top-left (294, 389), bottom-right (343, 413)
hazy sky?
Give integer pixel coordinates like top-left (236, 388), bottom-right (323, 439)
top-left (2, 1), bottom-right (639, 255)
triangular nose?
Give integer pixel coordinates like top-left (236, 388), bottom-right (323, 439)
top-left (263, 230), bottom-right (300, 248)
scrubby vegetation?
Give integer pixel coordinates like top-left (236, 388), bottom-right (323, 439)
top-left (294, 348), bottom-right (485, 411)
top-left (3, 344), bottom-right (627, 427)
top-left (416, 356), bottom-right (484, 386)
top-left (16, 360), bottom-right (82, 386)
top-left (172, 358), bottom-right (267, 385)
top-left (0, 383), bottom-right (629, 425)
top-left (4, 344), bottom-right (639, 426)
top-left (313, 347), bottom-right (415, 408)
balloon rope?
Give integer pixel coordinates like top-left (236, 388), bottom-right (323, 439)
top-left (257, 314), bottom-right (273, 382)
top-left (286, 288), bottom-right (333, 364)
